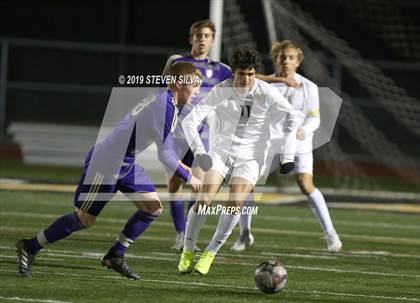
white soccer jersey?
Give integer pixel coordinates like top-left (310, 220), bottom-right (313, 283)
top-left (270, 73), bottom-right (320, 154)
top-left (182, 78), bottom-right (298, 163)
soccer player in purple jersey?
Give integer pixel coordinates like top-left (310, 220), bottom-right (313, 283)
top-left (15, 62), bottom-right (202, 280)
top-left (162, 20), bottom-right (232, 250)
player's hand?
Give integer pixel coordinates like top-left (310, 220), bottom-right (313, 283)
top-left (188, 175), bottom-right (202, 193)
top-left (297, 128), bottom-right (305, 140)
top-left (283, 78), bottom-right (302, 88)
top-left (196, 153), bottom-right (213, 171)
top-left (179, 161), bottom-right (192, 173)
top-left (279, 162), bottom-right (295, 174)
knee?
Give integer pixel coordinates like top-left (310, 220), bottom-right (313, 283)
top-left (296, 175), bottom-right (314, 195)
top-left (75, 209), bottom-right (96, 227)
top-left (193, 200), bottom-right (211, 212)
top-left (137, 200), bottom-right (163, 217)
top-left (152, 205), bottom-right (163, 217)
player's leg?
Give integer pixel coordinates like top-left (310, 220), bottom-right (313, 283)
top-left (230, 192), bottom-right (254, 252)
top-left (178, 169), bottom-right (223, 273)
top-left (231, 153), bottom-right (277, 252)
top-left (294, 153), bottom-right (342, 252)
top-left (187, 159), bottom-right (205, 209)
top-left (102, 192), bottom-right (161, 280)
top-left (104, 192), bottom-right (162, 260)
top-left (167, 140), bottom-right (194, 249)
top-left (167, 174), bottom-right (187, 250)
top-left (195, 177), bottom-right (253, 275)
top-left (102, 165), bottom-right (160, 279)
top-left (195, 160), bottom-right (258, 275)
top-left (16, 176), bottom-right (111, 277)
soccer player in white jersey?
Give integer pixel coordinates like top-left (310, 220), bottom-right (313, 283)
top-left (177, 48), bottom-right (298, 275)
top-left (231, 40), bottom-right (343, 253)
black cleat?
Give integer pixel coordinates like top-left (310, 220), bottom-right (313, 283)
top-left (101, 257), bottom-right (140, 280)
top-left (16, 239), bottom-right (35, 278)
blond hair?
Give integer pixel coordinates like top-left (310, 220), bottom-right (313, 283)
top-left (270, 40), bottom-right (304, 63)
top-left (167, 62), bottom-right (202, 87)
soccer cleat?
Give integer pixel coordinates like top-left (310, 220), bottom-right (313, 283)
top-left (194, 250), bottom-right (216, 275)
top-left (230, 232), bottom-right (254, 252)
top-left (177, 250), bottom-right (194, 273)
top-left (16, 239), bottom-right (36, 278)
top-left (171, 233), bottom-right (201, 252)
top-left (171, 232), bottom-right (185, 251)
top-left (101, 256), bottom-right (140, 280)
top-left (323, 233), bottom-right (343, 253)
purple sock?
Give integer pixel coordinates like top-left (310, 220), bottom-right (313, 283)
top-left (106, 210), bottom-right (158, 258)
top-left (26, 238), bottom-right (43, 255)
top-left (188, 200), bottom-right (195, 210)
top-left (170, 200), bottom-right (186, 232)
top-left (26, 212), bottom-right (85, 255)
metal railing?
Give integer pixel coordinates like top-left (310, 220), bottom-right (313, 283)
top-left (0, 37), bottom-right (186, 137)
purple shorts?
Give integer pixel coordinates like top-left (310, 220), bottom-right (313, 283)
top-left (74, 157), bottom-right (155, 216)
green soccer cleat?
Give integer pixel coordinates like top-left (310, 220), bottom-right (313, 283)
top-left (178, 250), bottom-right (195, 274)
top-left (194, 250), bottom-right (216, 275)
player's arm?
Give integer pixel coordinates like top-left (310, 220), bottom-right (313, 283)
top-left (182, 87), bottom-right (225, 171)
top-left (257, 74), bottom-right (301, 88)
top-left (148, 104), bottom-right (192, 183)
top-left (182, 86), bottom-right (224, 154)
top-left (270, 90), bottom-right (299, 173)
top-left (298, 84), bottom-right (320, 140)
top-left (159, 133), bottom-right (202, 192)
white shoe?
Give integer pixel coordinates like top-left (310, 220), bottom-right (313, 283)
top-left (230, 232), bottom-right (254, 252)
top-left (171, 232), bottom-right (184, 251)
top-left (171, 232), bottom-right (201, 252)
top-left (323, 233), bottom-right (343, 253)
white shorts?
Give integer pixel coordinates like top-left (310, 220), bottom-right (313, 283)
top-left (259, 152), bottom-right (313, 182)
top-left (210, 151), bottom-right (262, 186)
top-left (293, 152), bottom-right (313, 175)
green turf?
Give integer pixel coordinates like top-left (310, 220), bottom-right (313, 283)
top-left (2, 157), bottom-right (420, 193)
top-left (0, 190), bottom-right (419, 303)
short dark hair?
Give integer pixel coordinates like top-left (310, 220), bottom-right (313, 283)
top-left (229, 48), bottom-right (261, 72)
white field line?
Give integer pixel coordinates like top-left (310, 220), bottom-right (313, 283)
top-left (0, 254), bottom-right (64, 262)
top-left (2, 210), bottom-right (419, 230)
top-left (153, 251), bottom-right (335, 260)
top-left (1, 211), bottom-right (419, 245)
top-left (0, 296), bottom-right (71, 303)
top-left (0, 269), bottom-right (418, 302)
top-left (286, 290), bottom-right (420, 302)
top-left (1, 249), bottom-right (419, 279)
top-left (2, 224), bottom-right (420, 260)
top-left (257, 214), bottom-right (420, 230)
top-left (249, 226), bottom-right (420, 245)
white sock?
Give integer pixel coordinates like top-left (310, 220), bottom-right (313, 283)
top-left (206, 213), bottom-right (240, 254)
top-left (183, 207), bottom-right (207, 252)
top-left (239, 194), bottom-right (253, 234)
top-left (308, 188), bottom-right (336, 235)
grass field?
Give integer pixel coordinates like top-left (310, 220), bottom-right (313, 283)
top-left (0, 189), bottom-right (419, 303)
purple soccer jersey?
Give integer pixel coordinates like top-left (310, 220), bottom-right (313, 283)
top-left (74, 89), bottom-right (190, 215)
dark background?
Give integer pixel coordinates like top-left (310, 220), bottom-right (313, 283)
top-left (0, 0), bottom-right (419, 177)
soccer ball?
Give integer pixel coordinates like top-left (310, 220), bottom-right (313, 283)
top-left (254, 260), bottom-right (288, 294)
